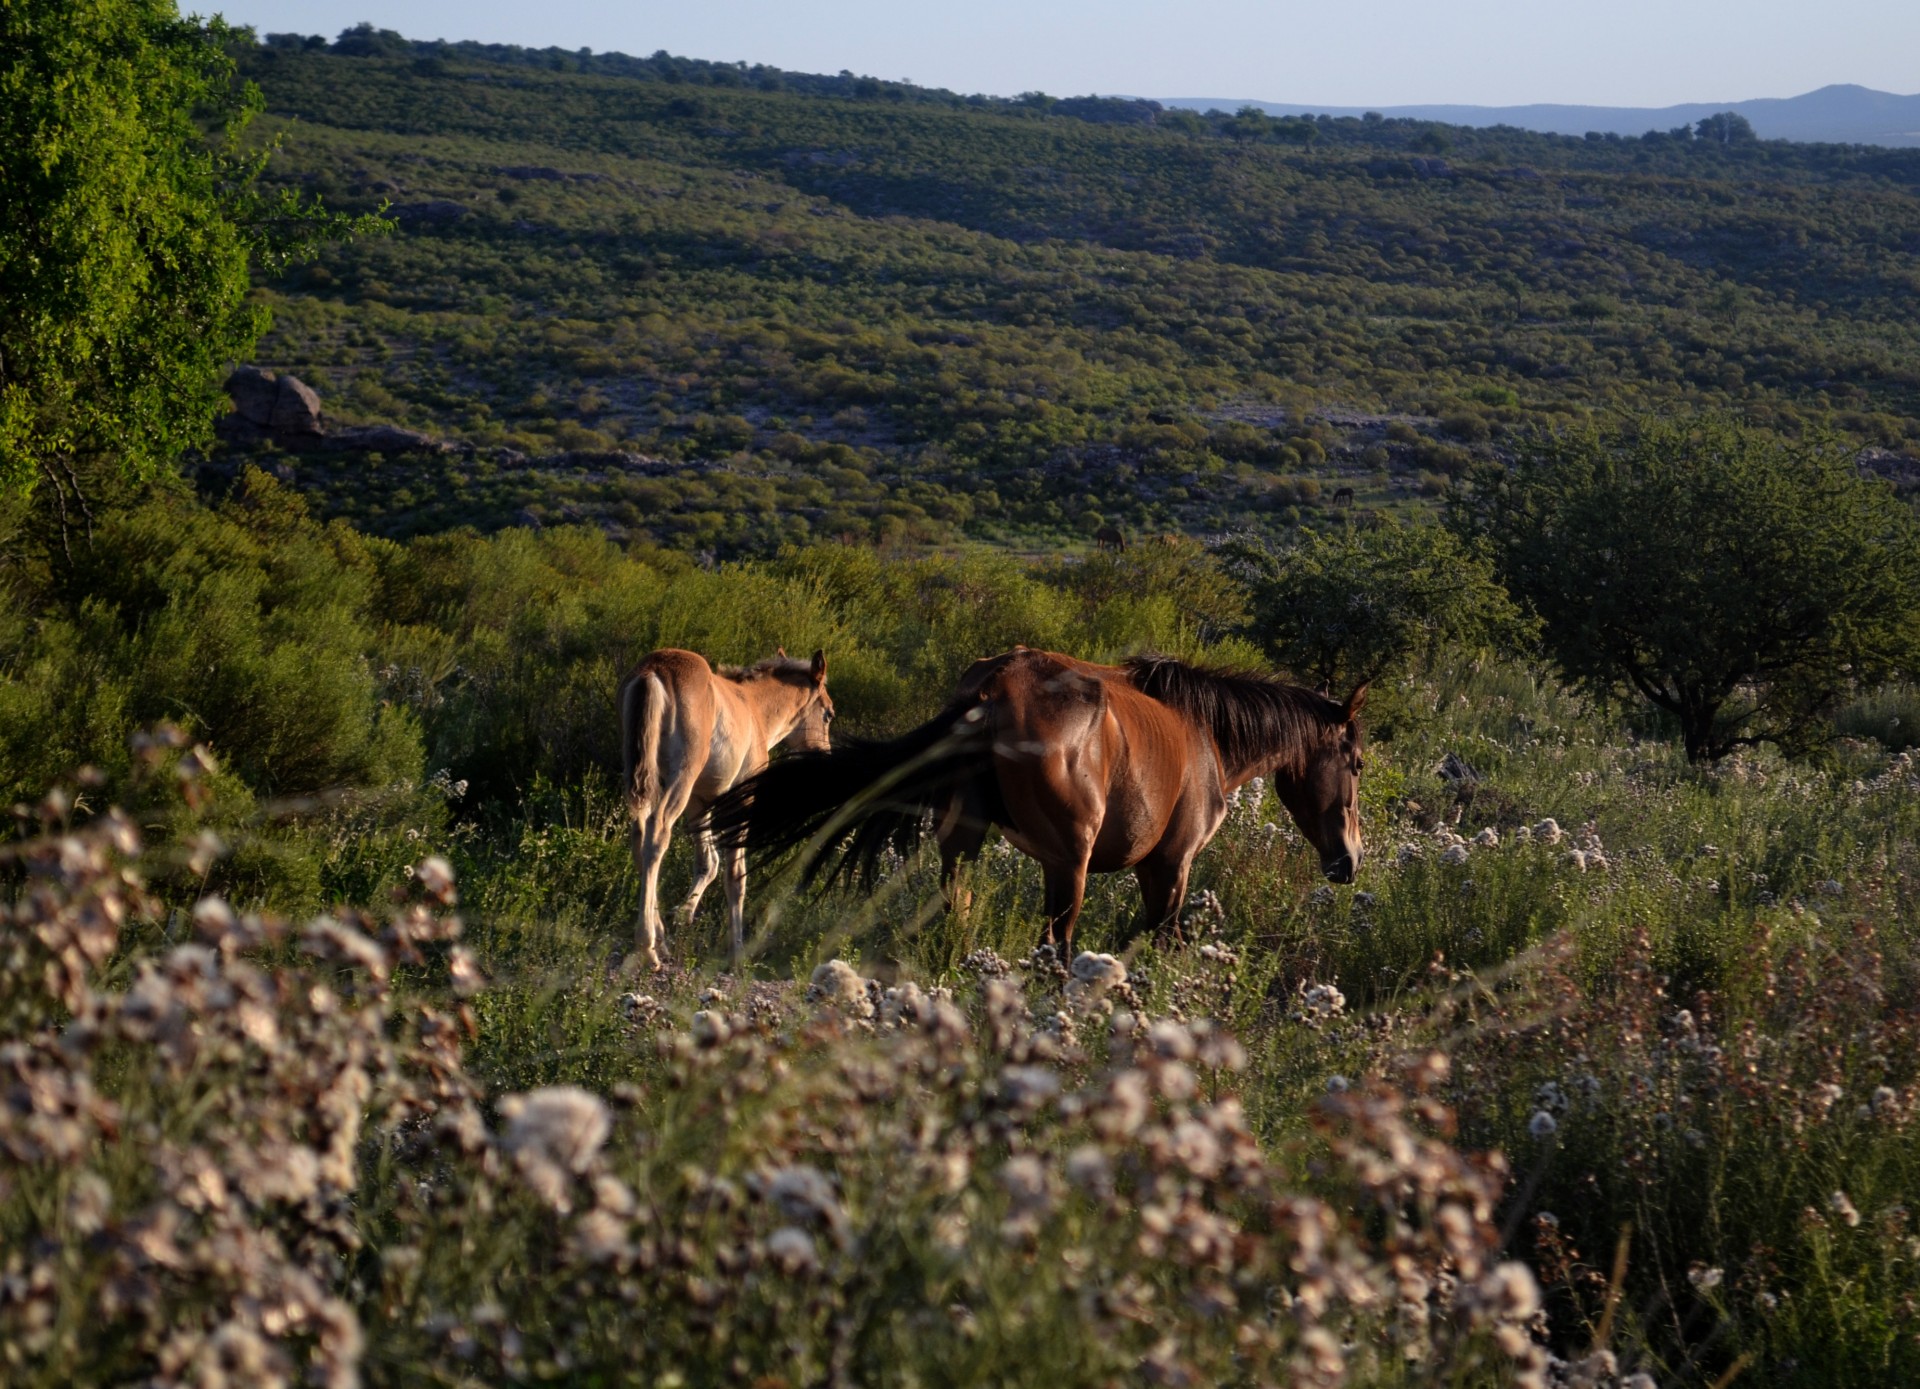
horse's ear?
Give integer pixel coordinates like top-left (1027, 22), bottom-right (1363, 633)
top-left (810, 649), bottom-right (827, 683)
top-left (775, 646), bottom-right (787, 659)
top-left (1344, 682), bottom-right (1370, 721)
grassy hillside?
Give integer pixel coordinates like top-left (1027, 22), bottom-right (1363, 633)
top-left (10, 26), bottom-right (1920, 1387)
top-left (229, 38), bottom-right (1920, 550)
top-left (9, 485), bottom-right (1919, 1384)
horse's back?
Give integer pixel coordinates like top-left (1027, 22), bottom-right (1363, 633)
top-left (960, 649), bottom-right (1211, 869)
top-left (620, 648), bottom-right (722, 782)
top-left (623, 647), bottom-right (713, 692)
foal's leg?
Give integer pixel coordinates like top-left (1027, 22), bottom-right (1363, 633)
top-left (680, 814), bottom-right (722, 927)
top-left (633, 808), bottom-right (675, 972)
top-left (721, 837), bottom-right (749, 968)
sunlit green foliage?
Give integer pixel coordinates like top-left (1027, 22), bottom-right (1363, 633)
top-left (0, 2), bottom-right (380, 505)
top-left (1458, 417), bottom-right (1920, 759)
top-left (1225, 518), bottom-right (1532, 693)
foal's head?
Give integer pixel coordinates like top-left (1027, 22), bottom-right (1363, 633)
top-left (1275, 683), bottom-right (1368, 883)
top-left (777, 648), bottom-right (835, 753)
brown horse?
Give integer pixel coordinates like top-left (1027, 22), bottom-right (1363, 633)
top-left (619, 648), bottom-right (834, 969)
top-left (711, 648), bottom-right (1364, 946)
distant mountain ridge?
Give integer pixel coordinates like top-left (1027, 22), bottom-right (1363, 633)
top-left (1158, 84), bottom-right (1920, 148)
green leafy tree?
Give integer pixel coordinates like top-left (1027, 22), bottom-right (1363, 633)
top-left (1222, 518), bottom-right (1531, 691)
top-left (0, 0), bottom-right (382, 505)
top-left (1695, 111), bottom-right (1758, 145)
top-left (1454, 417), bottom-right (1920, 760)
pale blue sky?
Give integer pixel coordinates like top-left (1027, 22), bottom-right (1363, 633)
top-left (214, 0), bottom-right (1920, 108)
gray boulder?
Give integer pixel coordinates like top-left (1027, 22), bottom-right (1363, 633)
top-left (226, 366), bottom-right (280, 427)
top-left (221, 367), bottom-right (324, 445)
top-left (268, 374), bottom-right (324, 437)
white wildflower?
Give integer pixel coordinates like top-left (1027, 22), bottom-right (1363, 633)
top-left (759, 1164), bottom-right (846, 1235)
top-left (764, 1225), bottom-right (820, 1275)
top-left (1528, 1110), bottom-right (1558, 1139)
top-left (415, 855), bottom-right (456, 904)
top-left (1480, 1262), bottom-right (1542, 1320)
top-left (499, 1086), bottom-right (612, 1212)
top-left (807, 959), bottom-right (874, 1019)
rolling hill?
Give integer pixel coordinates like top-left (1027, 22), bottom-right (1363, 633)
top-left (228, 34), bottom-right (1920, 552)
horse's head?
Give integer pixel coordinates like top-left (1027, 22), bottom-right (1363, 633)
top-left (780, 649), bottom-right (835, 753)
top-left (1275, 682), bottom-right (1367, 883)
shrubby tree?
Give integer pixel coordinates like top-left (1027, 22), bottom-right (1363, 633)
top-left (0, 0), bottom-right (380, 504)
top-left (1222, 518), bottom-right (1530, 691)
top-left (1454, 417), bottom-right (1920, 761)
top-left (1695, 111), bottom-right (1758, 145)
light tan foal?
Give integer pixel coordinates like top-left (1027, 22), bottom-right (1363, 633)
top-left (618, 647), bottom-right (833, 970)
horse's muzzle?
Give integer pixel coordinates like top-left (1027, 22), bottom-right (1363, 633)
top-left (1323, 854), bottom-right (1356, 884)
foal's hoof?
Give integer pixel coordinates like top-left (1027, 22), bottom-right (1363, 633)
top-left (619, 951), bottom-right (667, 979)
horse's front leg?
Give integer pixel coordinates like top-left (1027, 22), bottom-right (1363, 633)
top-left (680, 811), bottom-right (721, 927)
top-left (1041, 857), bottom-right (1091, 951)
top-left (722, 838), bottom-right (748, 969)
top-left (936, 784), bottom-right (991, 919)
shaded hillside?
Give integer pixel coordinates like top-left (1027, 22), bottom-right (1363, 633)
top-left (232, 36), bottom-right (1920, 550)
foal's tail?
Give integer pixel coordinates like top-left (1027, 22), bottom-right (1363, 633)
top-left (619, 669), bottom-right (667, 818)
top-left (709, 699), bottom-right (992, 889)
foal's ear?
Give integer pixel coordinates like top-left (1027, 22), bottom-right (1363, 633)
top-left (775, 646), bottom-right (788, 659)
top-left (810, 649), bottom-right (828, 683)
top-left (1343, 682), bottom-right (1370, 721)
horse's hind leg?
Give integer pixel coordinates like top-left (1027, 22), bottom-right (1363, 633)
top-left (631, 810), bottom-right (674, 972)
top-left (1127, 856), bottom-right (1192, 947)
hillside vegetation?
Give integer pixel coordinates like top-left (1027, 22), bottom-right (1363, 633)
top-left (7, 17), bottom-right (1920, 1389)
top-left (230, 35), bottom-right (1920, 549)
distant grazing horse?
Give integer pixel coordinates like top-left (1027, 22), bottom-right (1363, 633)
top-left (1094, 523), bottom-right (1128, 552)
top-left (1331, 485), bottom-right (1357, 508)
top-left (712, 648), bottom-right (1365, 947)
top-left (619, 648), bottom-right (834, 969)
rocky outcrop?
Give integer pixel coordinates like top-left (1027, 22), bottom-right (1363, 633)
top-left (326, 424), bottom-right (455, 456)
top-left (218, 367), bottom-right (324, 447)
top-left (218, 368), bottom-right (457, 457)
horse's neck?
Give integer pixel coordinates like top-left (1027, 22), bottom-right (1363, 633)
top-left (1219, 743), bottom-right (1310, 794)
top-left (740, 680), bottom-right (810, 748)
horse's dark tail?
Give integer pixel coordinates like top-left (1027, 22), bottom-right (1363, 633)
top-left (709, 699), bottom-right (992, 890)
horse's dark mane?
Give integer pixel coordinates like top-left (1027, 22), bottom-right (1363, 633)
top-left (1124, 654), bottom-right (1345, 772)
top-left (715, 655), bottom-right (813, 682)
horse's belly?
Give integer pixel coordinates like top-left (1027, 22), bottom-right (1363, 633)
top-left (1087, 807), bottom-right (1166, 873)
